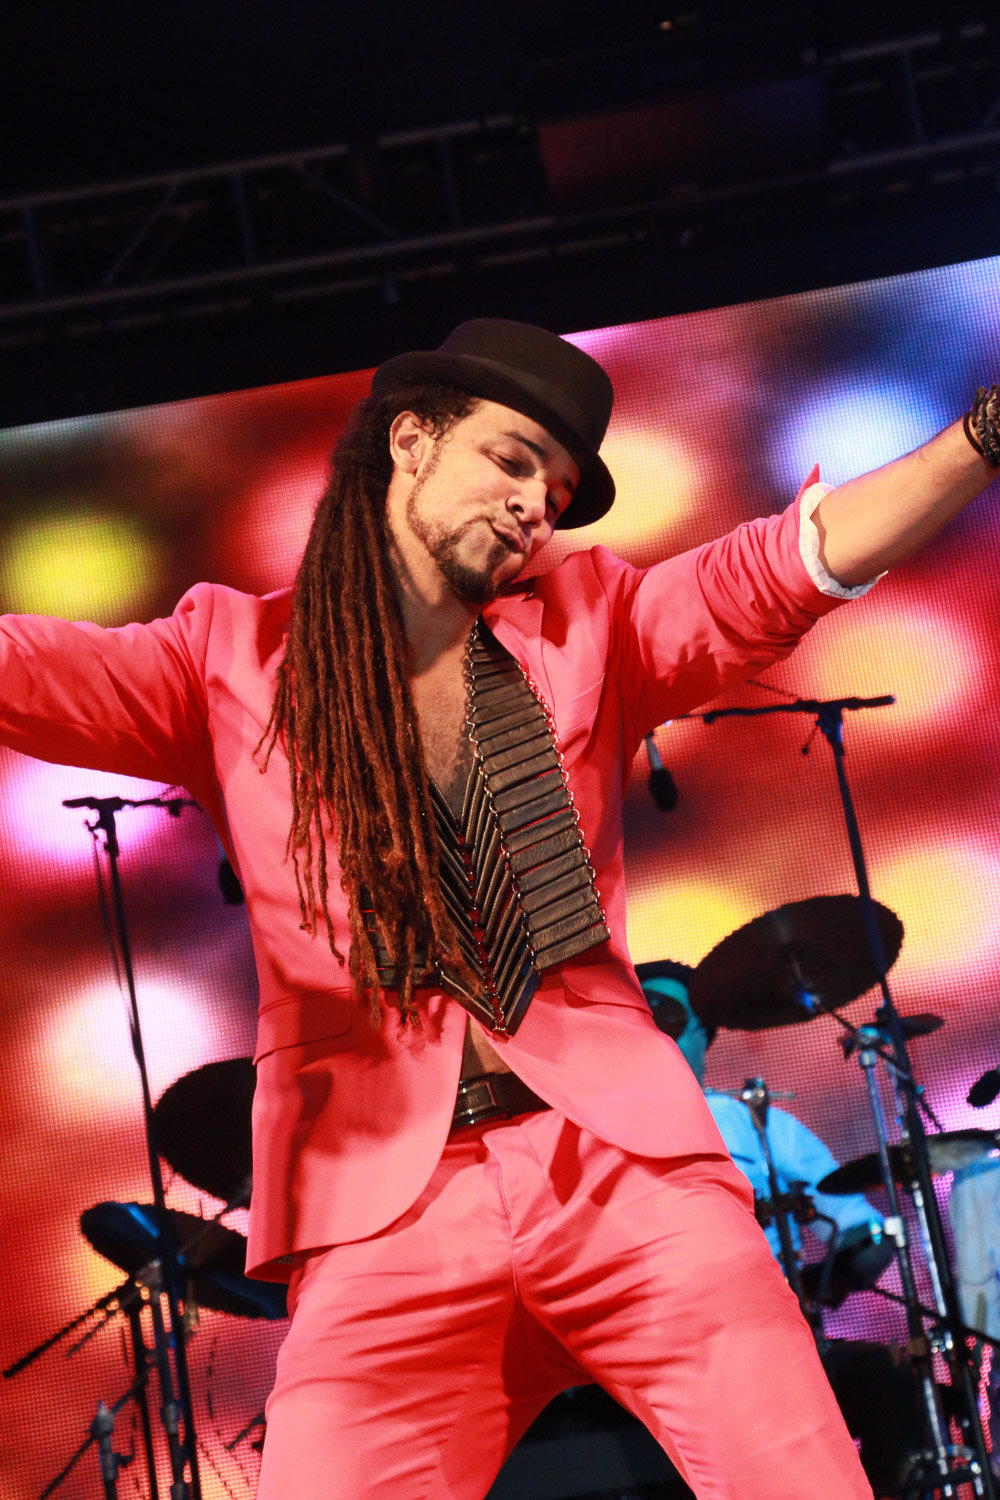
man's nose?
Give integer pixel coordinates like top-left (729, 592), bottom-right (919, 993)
top-left (508, 477), bottom-right (548, 526)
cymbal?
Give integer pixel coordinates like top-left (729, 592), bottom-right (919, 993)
top-left (80, 1201), bottom-right (287, 1319)
top-left (817, 1130), bottom-right (1000, 1195)
top-left (154, 1058), bottom-right (255, 1205)
top-left (688, 895), bottom-right (904, 1031)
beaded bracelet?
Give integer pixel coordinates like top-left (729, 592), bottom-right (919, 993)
top-left (963, 384), bottom-right (1000, 468)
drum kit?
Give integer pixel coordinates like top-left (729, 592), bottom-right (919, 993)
top-left (2, 793), bottom-right (278, 1500)
top-left (673, 890), bottom-right (1000, 1499)
top-left (661, 687), bottom-right (1000, 1498)
top-left (3, 1054), bottom-right (281, 1499)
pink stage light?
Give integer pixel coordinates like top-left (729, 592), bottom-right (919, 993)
top-left (0, 750), bottom-right (180, 870)
top-left (39, 973), bottom-right (235, 1122)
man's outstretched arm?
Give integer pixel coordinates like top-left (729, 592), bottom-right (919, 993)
top-left (812, 388), bottom-right (999, 588)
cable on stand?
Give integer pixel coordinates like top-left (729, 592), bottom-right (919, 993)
top-left (685, 694), bottom-right (994, 1498)
top-left (61, 792), bottom-right (203, 1500)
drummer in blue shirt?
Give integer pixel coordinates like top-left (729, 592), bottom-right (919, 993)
top-left (636, 959), bottom-right (883, 1281)
top-left (637, 959), bottom-right (924, 1499)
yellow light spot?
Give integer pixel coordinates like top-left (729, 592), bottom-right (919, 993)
top-left (0, 509), bottom-right (158, 622)
top-left (627, 877), bottom-right (761, 966)
top-left (874, 843), bottom-right (1000, 982)
top-left (543, 431), bottom-right (704, 565)
top-left (780, 603), bottom-right (980, 727)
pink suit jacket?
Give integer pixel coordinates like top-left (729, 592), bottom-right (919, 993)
top-left (0, 495), bottom-right (845, 1278)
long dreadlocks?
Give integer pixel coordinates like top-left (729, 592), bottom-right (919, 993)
top-left (257, 381), bottom-right (483, 1026)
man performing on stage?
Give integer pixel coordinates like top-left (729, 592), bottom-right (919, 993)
top-left (1, 320), bottom-right (997, 1498)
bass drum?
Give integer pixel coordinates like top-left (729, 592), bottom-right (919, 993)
top-left (820, 1339), bottom-right (924, 1498)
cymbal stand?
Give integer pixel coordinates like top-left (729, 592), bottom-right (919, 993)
top-left (40, 1392), bottom-right (136, 1500)
top-left (63, 792), bottom-right (202, 1500)
top-left (92, 1402), bottom-right (120, 1500)
top-left (854, 1022), bottom-right (970, 1487)
top-left (5, 1270), bottom-right (151, 1495)
top-left (738, 1078), bottom-right (810, 1315)
top-left (736, 1082), bottom-right (854, 1333)
top-left (225, 1411), bottom-right (266, 1453)
top-left (36, 1290), bottom-right (158, 1500)
top-left (4, 1282), bottom-right (125, 1378)
top-left (695, 696), bottom-right (993, 1497)
top-left (125, 1292), bottom-right (160, 1500)
top-left (869, 1285), bottom-right (1000, 1352)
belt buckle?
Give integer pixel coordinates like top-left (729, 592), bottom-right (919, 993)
top-left (481, 1075), bottom-right (501, 1111)
top-left (453, 1074), bottom-right (502, 1130)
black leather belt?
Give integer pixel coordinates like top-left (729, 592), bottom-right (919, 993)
top-left (451, 1072), bottom-right (550, 1133)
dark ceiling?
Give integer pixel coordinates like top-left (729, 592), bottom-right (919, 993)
top-left (4, 0), bottom-right (999, 425)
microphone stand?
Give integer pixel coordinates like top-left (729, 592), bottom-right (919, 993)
top-left (63, 794), bottom-right (202, 1500)
top-left (689, 695), bottom-right (993, 1497)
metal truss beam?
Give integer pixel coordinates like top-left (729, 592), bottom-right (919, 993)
top-left (1, 25), bottom-right (998, 338)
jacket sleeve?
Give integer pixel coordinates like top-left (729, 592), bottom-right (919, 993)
top-left (596, 490), bottom-right (857, 741)
top-left (0, 583), bottom-right (216, 788)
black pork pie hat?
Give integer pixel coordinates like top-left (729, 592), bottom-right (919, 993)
top-left (371, 318), bottom-right (616, 529)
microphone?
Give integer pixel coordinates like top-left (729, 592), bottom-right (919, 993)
top-left (644, 734), bottom-right (678, 812)
top-left (218, 856), bottom-right (246, 906)
top-left (968, 1069), bottom-right (1000, 1108)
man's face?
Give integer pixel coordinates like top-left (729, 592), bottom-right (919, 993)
top-left (642, 978), bottom-right (710, 1084)
top-left (387, 400), bottom-right (580, 606)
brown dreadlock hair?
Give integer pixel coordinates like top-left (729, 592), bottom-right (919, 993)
top-left (257, 380), bottom-right (484, 1026)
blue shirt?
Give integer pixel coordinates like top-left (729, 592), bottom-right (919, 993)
top-left (705, 1092), bottom-right (882, 1261)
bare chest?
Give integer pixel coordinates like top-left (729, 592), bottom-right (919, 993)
top-left (410, 659), bottom-right (473, 819)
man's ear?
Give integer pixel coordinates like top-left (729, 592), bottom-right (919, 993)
top-left (388, 411), bottom-right (435, 475)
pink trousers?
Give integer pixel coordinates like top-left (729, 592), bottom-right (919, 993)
top-left (257, 1109), bottom-right (873, 1499)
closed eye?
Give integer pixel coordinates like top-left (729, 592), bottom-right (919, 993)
top-left (494, 452), bottom-right (530, 476)
top-left (492, 433), bottom-right (577, 518)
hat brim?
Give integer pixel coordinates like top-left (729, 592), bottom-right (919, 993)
top-left (371, 350), bottom-right (615, 530)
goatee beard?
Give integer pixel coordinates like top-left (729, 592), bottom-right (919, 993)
top-left (401, 450), bottom-right (524, 603)
top-left (431, 535), bottom-right (508, 605)
top-left (403, 461), bottom-right (513, 604)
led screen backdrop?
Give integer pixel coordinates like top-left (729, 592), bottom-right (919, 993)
top-left (1, 256), bottom-right (1000, 1498)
